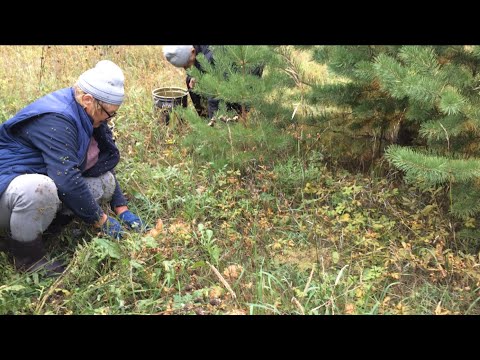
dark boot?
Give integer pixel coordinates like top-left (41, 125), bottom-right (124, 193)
top-left (44, 214), bottom-right (74, 236)
top-left (9, 236), bottom-right (65, 277)
top-left (0, 236), bottom-right (8, 253)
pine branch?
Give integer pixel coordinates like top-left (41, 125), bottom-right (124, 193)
top-left (385, 145), bottom-right (480, 185)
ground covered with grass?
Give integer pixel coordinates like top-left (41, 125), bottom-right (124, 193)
top-left (0, 46), bottom-right (479, 314)
top-left (2, 148), bottom-right (479, 314)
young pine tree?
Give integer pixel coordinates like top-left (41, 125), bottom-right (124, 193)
top-left (379, 46), bottom-right (480, 224)
top-left (179, 45), bottom-right (296, 171)
top-left (309, 45), bottom-right (480, 228)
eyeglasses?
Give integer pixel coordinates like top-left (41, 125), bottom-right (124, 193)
top-left (96, 100), bottom-right (117, 121)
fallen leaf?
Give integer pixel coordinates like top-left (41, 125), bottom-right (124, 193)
top-left (226, 308), bottom-right (247, 315)
top-left (223, 264), bottom-right (244, 281)
top-left (147, 229), bottom-right (160, 238)
top-left (345, 303), bottom-right (355, 314)
top-left (154, 219), bottom-right (163, 231)
top-left (209, 286), bottom-right (224, 299)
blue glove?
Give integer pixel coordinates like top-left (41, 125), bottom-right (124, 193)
top-left (118, 210), bottom-right (146, 231)
top-left (101, 216), bottom-right (124, 240)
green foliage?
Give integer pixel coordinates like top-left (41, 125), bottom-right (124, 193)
top-left (272, 152), bottom-right (325, 199)
top-left (175, 46), bottom-right (297, 171)
top-left (92, 237), bottom-right (122, 261)
top-left (190, 45), bottom-right (287, 112)
top-left (385, 145), bottom-right (480, 186)
top-left (308, 45), bottom-right (480, 219)
top-left (379, 46), bottom-right (480, 218)
top-left (450, 181), bottom-right (480, 218)
top-left (0, 281), bottom-right (33, 314)
top-left (1, 46), bottom-right (480, 315)
top-left (373, 53), bottom-right (408, 99)
top-left (181, 112), bottom-right (294, 171)
top-left (196, 223), bottom-right (220, 266)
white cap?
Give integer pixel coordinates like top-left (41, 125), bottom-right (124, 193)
top-left (163, 45), bottom-right (194, 67)
top-left (77, 60), bottom-right (125, 105)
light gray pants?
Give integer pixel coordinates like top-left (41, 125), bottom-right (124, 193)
top-left (0, 172), bottom-right (116, 243)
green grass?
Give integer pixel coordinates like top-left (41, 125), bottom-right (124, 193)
top-left (0, 46), bottom-right (479, 315)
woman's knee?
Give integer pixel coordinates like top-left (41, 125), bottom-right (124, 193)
top-left (9, 174), bottom-right (61, 210)
top-left (84, 172), bottom-right (116, 202)
top-left (101, 172), bottom-right (116, 200)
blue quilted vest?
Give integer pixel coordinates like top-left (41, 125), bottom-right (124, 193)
top-left (0, 87), bottom-right (93, 196)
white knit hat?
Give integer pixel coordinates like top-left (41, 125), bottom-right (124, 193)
top-left (163, 45), bottom-right (194, 67)
top-left (77, 60), bottom-right (125, 105)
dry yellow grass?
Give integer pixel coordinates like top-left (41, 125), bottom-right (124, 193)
top-left (0, 45), bottom-right (185, 117)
